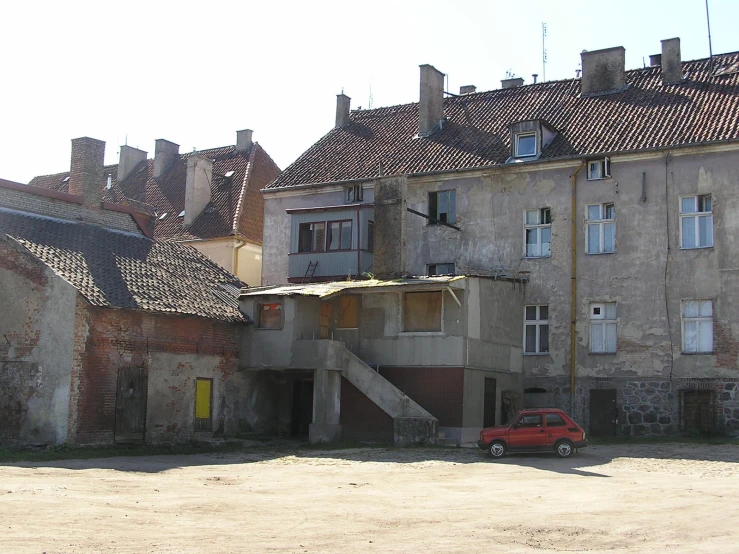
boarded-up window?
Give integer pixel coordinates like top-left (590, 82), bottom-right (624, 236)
top-left (403, 291), bottom-right (442, 332)
top-left (258, 303), bottom-right (283, 329)
top-left (338, 296), bottom-right (359, 328)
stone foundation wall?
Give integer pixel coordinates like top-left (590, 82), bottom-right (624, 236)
top-left (524, 376), bottom-right (739, 437)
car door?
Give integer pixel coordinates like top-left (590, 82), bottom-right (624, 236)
top-left (543, 412), bottom-right (570, 448)
top-left (507, 413), bottom-right (546, 450)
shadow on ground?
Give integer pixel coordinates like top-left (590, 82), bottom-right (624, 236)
top-left (2, 439), bottom-right (738, 476)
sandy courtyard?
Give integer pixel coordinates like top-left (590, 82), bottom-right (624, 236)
top-left (1, 443), bottom-right (738, 553)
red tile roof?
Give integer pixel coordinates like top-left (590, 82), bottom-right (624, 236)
top-left (30, 144), bottom-right (280, 244)
top-left (267, 53), bottom-right (739, 189)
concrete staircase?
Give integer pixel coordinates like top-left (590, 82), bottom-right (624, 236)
top-left (293, 340), bottom-right (438, 445)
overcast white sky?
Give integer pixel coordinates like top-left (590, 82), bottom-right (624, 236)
top-left (1, 0), bottom-right (737, 183)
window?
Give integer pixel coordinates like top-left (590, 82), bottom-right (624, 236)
top-left (428, 190), bottom-right (456, 224)
top-left (428, 263), bottom-right (455, 276)
top-left (515, 414), bottom-right (543, 427)
top-left (345, 185), bottom-right (363, 203)
top-left (590, 303), bottom-right (617, 353)
top-left (524, 208), bottom-right (552, 257)
top-left (257, 303), bottom-right (283, 329)
top-left (327, 220), bottom-right (352, 250)
top-left (586, 203), bottom-right (615, 254)
top-left (338, 295), bottom-right (359, 329)
top-left (524, 305), bottom-right (549, 354)
top-left (545, 413), bottom-right (567, 427)
top-left (298, 222), bottom-right (326, 253)
top-left (515, 132), bottom-right (537, 157)
top-left (403, 291), bottom-right (442, 332)
top-left (682, 300), bottom-right (713, 353)
top-left (680, 195), bottom-right (713, 249)
top-left (587, 158), bottom-right (611, 180)
top-left (367, 220), bottom-right (375, 252)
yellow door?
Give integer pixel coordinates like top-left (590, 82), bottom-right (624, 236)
top-left (195, 378), bottom-right (212, 430)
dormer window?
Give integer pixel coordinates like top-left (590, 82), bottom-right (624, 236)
top-left (587, 158), bottom-right (611, 180)
top-left (345, 185), bottom-right (363, 203)
top-left (515, 132), bottom-right (537, 157)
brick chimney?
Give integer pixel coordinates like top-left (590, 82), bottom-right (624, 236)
top-left (69, 137), bottom-right (105, 208)
top-left (580, 46), bottom-right (626, 95)
top-left (236, 129), bottom-right (253, 152)
top-left (117, 145), bottom-right (147, 182)
top-left (501, 77), bottom-right (524, 89)
top-left (661, 37), bottom-right (682, 85)
top-left (153, 139), bottom-right (180, 179)
top-left (418, 64), bottom-right (444, 137)
top-left (184, 154), bottom-right (213, 227)
top-left (335, 93), bottom-right (351, 128)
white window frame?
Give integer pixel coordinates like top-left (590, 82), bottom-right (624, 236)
top-left (679, 194), bottom-right (713, 249)
top-left (589, 302), bottom-right (617, 353)
top-left (586, 203), bottom-right (616, 254)
top-left (345, 185), bottom-right (363, 203)
top-left (524, 305), bottom-right (549, 355)
top-left (587, 158), bottom-right (611, 180)
top-left (524, 208), bottom-right (552, 258)
top-left (681, 300), bottom-right (713, 353)
top-left (514, 132), bottom-right (537, 158)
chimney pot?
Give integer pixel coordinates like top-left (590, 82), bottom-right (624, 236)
top-left (459, 85), bottom-right (477, 95)
top-left (501, 77), bottom-right (524, 89)
top-left (184, 155), bottom-right (213, 226)
top-left (649, 54), bottom-right (662, 67)
top-left (153, 139), bottom-right (180, 179)
top-left (532, 73), bottom-right (538, 84)
top-left (661, 37), bottom-right (682, 84)
top-left (236, 129), bottom-right (253, 152)
top-left (580, 46), bottom-right (626, 95)
top-left (418, 64), bottom-right (444, 137)
top-left (69, 137), bottom-right (105, 208)
top-left (117, 145), bottom-right (147, 183)
top-left (335, 94), bottom-right (351, 128)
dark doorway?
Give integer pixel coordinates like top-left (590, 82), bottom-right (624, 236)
top-left (291, 378), bottom-right (314, 437)
top-left (681, 390), bottom-right (715, 435)
top-left (483, 378), bottom-right (497, 427)
top-left (115, 367), bottom-right (147, 443)
top-left (589, 388), bottom-right (617, 437)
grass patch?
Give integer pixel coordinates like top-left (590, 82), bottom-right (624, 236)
top-left (0, 441), bottom-right (245, 464)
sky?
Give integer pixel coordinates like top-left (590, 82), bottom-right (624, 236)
top-left (2, 0), bottom-right (738, 184)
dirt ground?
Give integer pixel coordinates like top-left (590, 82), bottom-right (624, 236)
top-left (1, 443), bottom-right (738, 554)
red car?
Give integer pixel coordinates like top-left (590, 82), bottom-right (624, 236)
top-left (478, 408), bottom-right (588, 459)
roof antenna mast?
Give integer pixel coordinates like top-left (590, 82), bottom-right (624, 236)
top-left (705, 0), bottom-right (714, 72)
top-left (542, 22), bottom-right (548, 82)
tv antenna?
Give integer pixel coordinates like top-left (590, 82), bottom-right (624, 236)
top-left (542, 23), bottom-right (548, 82)
top-left (368, 81), bottom-right (373, 109)
top-left (705, 0), bottom-right (714, 72)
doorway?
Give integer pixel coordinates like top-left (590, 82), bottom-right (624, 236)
top-left (291, 378), bottom-right (314, 437)
top-left (483, 378), bottom-right (497, 427)
top-left (114, 367), bottom-right (147, 443)
top-left (681, 390), bottom-right (715, 435)
top-left (589, 388), bottom-right (617, 437)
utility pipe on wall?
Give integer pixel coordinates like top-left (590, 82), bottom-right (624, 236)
top-left (570, 161), bottom-right (585, 416)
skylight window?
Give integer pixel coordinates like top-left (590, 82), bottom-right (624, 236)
top-left (62, 176), bottom-right (69, 183)
top-left (178, 210), bottom-right (185, 217)
top-left (158, 212), bottom-right (168, 220)
top-left (224, 170), bottom-right (235, 178)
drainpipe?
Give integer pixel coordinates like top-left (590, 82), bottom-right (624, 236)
top-left (356, 205), bottom-right (361, 278)
top-left (233, 239), bottom-right (246, 279)
top-left (570, 161), bottom-right (585, 417)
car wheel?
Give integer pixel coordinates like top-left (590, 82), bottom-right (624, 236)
top-left (555, 439), bottom-right (574, 458)
top-left (489, 441), bottom-right (506, 459)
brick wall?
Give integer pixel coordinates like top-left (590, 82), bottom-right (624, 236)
top-left (340, 377), bottom-right (394, 443)
top-left (238, 145), bottom-right (280, 245)
top-left (379, 367), bottom-right (465, 427)
top-left (69, 304), bottom-right (241, 445)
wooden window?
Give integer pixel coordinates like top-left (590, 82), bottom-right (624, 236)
top-left (680, 195), bottom-right (713, 249)
top-left (587, 158), bottom-right (611, 180)
top-left (590, 302), bottom-right (617, 353)
top-left (194, 378), bottom-right (212, 432)
top-left (345, 184), bottom-right (363, 203)
top-left (338, 295), bottom-right (359, 329)
top-left (403, 291), bottom-right (442, 332)
top-left (586, 203), bottom-right (615, 254)
top-left (327, 220), bottom-right (352, 250)
top-left (524, 305), bottom-right (549, 354)
top-left (258, 303), bottom-right (283, 329)
top-left (298, 222), bottom-right (326, 252)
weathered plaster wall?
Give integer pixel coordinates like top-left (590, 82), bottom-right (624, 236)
top-left (0, 240), bottom-right (77, 445)
top-left (261, 185), bottom-right (374, 285)
top-left (70, 305), bottom-right (243, 445)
